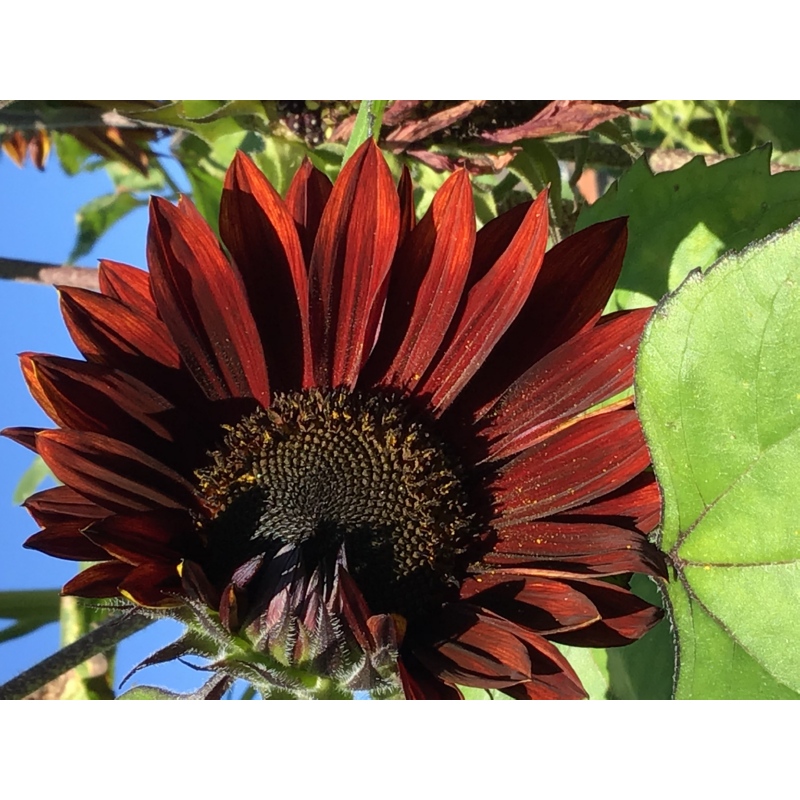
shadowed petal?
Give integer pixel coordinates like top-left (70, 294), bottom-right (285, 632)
top-left (308, 140), bottom-right (400, 388)
top-left (62, 561), bottom-right (133, 598)
top-left (24, 522), bottom-right (111, 562)
top-left (37, 430), bottom-right (198, 515)
top-left (119, 562), bottom-right (183, 607)
top-left (364, 169), bottom-right (475, 392)
top-left (147, 196), bottom-right (270, 404)
top-left (21, 354), bottom-right (177, 443)
top-left (398, 653), bottom-right (462, 699)
top-left (24, 485), bottom-right (109, 527)
top-left (84, 509), bottom-right (197, 566)
top-left (549, 577), bottom-right (663, 647)
top-left (493, 409), bottom-right (650, 522)
top-left (418, 607), bottom-right (532, 688)
top-left (284, 158), bottom-right (333, 265)
top-left (459, 573), bottom-right (601, 634)
top-left (397, 165), bottom-right (416, 243)
top-left (98, 260), bottom-right (157, 315)
top-left (220, 152), bottom-right (313, 391)
top-left (418, 190), bottom-right (549, 412)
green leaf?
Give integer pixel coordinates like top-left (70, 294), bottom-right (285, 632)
top-left (509, 140), bottom-right (563, 225)
top-left (117, 685), bottom-right (180, 700)
top-left (577, 146), bottom-right (800, 312)
top-left (185, 165), bottom-right (224, 238)
top-left (555, 644), bottom-right (609, 700)
top-left (252, 136), bottom-right (309, 197)
top-left (12, 456), bottom-right (51, 504)
top-left (0, 589), bottom-right (61, 622)
top-left (105, 161), bottom-right (166, 194)
top-left (69, 192), bottom-right (144, 262)
top-left (0, 589), bottom-right (61, 645)
top-left (603, 575), bottom-right (674, 699)
top-left (342, 101), bottom-right (387, 165)
top-left (457, 685), bottom-right (513, 700)
top-left (734, 101), bottom-right (800, 153)
top-left (127, 101), bottom-right (245, 143)
top-left (636, 220), bottom-right (800, 699)
top-left (51, 131), bottom-right (95, 175)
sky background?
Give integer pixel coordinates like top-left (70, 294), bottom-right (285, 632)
top-left (0, 152), bottom-right (208, 695)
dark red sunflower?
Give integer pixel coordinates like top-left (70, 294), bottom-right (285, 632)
top-left (4, 140), bottom-right (665, 699)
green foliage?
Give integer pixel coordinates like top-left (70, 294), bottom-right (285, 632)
top-left (342, 100), bottom-right (387, 165)
top-left (0, 589), bottom-right (61, 645)
top-left (69, 192), bottom-right (144, 262)
top-left (636, 221), bottom-right (800, 699)
top-left (578, 146), bottom-right (800, 312)
top-left (51, 132), bottom-right (95, 175)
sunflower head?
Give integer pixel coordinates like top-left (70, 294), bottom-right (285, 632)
top-left (5, 140), bottom-right (666, 699)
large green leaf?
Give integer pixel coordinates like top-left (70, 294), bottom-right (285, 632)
top-left (577, 146), bottom-right (800, 312)
top-left (636, 221), bottom-right (800, 699)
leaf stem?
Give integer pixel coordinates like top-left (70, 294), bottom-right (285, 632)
top-left (0, 612), bottom-right (153, 700)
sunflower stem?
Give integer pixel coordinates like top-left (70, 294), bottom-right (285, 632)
top-left (0, 612), bottom-right (153, 700)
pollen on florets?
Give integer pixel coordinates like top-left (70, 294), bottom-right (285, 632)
top-left (194, 388), bottom-right (480, 617)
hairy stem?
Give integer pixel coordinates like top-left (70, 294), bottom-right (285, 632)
top-left (0, 613), bottom-right (153, 700)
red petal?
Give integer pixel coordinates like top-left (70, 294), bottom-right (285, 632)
top-left (0, 427), bottom-right (42, 452)
top-left (24, 485), bottom-right (109, 527)
top-left (551, 577), bottom-right (664, 647)
top-left (562, 470), bottom-right (662, 534)
top-left (147, 196), bottom-right (270, 404)
top-left (418, 189), bottom-right (549, 412)
top-left (479, 307), bottom-right (652, 458)
top-left (486, 520), bottom-right (666, 577)
top-left (83, 509), bottom-right (196, 566)
top-left (21, 354), bottom-right (177, 443)
top-left (98, 260), bottom-right (157, 316)
top-left (59, 287), bottom-right (180, 370)
top-left (364, 169), bottom-right (475, 392)
top-left (494, 409), bottom-right (650, 522)
top-left (308, 140), bottom-right (400, 388)
top-left (415, 605), bottom-right (532, 688)
top-left (37, 430), bottom-right (197, 515)
top-left (119, 561), bottom-right (183, 607)
top-left (62, 561), bottom-right (133, 598)
top-left (24, 522), bottom-right (111, 562)
top-left (284, 157), bottom-right (333, 265)
top-left (220, 152), bottom-right (313, 391)
top-left (398, 653), bottom-right (462, 700)
top-left (459, 573), bottom-right (600, 634)
top-left (454, 217), bottom-right (628, 414)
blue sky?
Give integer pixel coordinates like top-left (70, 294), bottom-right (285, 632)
top-left (0, 153), bottom-right (207, 694)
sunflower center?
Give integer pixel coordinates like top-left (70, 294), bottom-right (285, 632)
top-left (195, 389), bottom-right (477, 617)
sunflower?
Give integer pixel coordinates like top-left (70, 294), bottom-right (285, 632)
top-left (4, 140), bottom-right (665, 699)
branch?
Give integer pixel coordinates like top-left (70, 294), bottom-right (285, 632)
top-left (0, 612), bottom-right (153, 700)
top-left (0, 257), bottom-right (100, 290)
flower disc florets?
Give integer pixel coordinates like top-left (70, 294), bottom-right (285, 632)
top-left (195, 388), bottom-right (478, 619)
